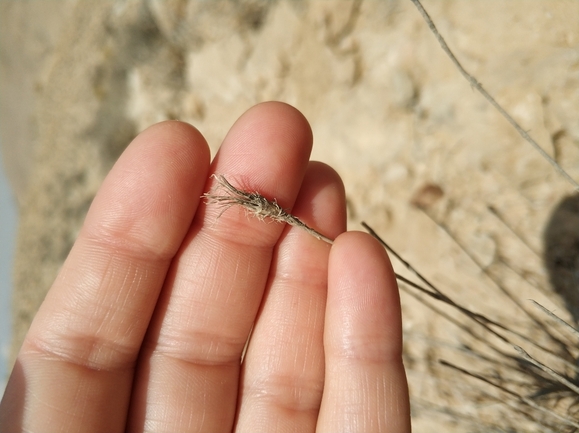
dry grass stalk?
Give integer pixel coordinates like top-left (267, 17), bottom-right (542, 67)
top-left (203, 174), bottom-right (334, 244)
top-left (410, 0), bottom-right (579, 191)
top-left (364, 220), bottom-right (579, 432)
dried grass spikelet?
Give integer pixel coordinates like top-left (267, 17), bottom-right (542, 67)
top-left (202, 174), bottom-right (334, 244)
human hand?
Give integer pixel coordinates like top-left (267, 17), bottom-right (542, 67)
top-left (0, 102), bottom-right (410, 432)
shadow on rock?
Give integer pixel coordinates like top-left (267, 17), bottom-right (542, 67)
top-left (543, 193), bottom-right (579, 324)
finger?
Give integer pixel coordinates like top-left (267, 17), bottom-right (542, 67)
top-left (0, 121), bottom-right (211, 433)
top-left (317, 232), bottom-right (411, 433)
top-left (127, 102), bottom-right (314, 433)
top-left (235, 162), bottom-right (346, 433)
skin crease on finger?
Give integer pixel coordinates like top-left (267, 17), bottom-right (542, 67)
top-left (0, 102), bottom-right (410, 433)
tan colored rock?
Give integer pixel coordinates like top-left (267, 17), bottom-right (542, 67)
top-left (1, 0), bottom-right (578, 430)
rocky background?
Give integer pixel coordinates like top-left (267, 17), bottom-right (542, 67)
top-left (1, 0), bottom-right (578, 430)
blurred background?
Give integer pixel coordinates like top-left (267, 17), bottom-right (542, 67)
top-left (1, 0), bottom-right (578, 430)
top-left (0, 148), bottom-right (17, 395)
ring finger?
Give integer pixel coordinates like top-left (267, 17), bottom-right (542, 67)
top-left (235, 162), bottom-right (346, 432)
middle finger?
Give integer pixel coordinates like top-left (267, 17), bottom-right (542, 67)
top-left (127, 102), bottom-right (314, 433)
top-left (235, 162), bottom-right (346, 433)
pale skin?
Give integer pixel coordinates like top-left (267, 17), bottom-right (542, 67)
top-left (0, 102), bottom-right (411, 432)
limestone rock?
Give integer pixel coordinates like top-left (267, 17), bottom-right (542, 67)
top-left (1, 0), bottom-right (578, 430)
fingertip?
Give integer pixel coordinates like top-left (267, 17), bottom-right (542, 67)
top-left (331, 231), bottom-right (392, 267)
top-left (292, 162), bottom-right (347, 242)
top-left (212, 101), bottom-right (313, 199)
top-left (330, 230), bottom-right (397, 293)
top-left (131, 120), bottom-right (212, 185)
top-left (327, 230), bottom-right (402, 360)
top-left (239, 101), bottom-right (313, 150)
top-left (84, 119), bottom-right (211, 260)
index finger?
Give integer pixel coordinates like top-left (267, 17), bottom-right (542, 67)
top-left (0, 121), bottom-right (211, 433)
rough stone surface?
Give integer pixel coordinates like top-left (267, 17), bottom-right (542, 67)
top-left (1, 0), bottom-right (578, 430)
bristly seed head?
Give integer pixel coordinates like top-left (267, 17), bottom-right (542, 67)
top-left (202, 174), bottom-right (334, 244)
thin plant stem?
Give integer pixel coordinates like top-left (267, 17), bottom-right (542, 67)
top-left (441, 360), bottom-right (579, 429)
top-left (410, 0), bottom-right (579, 191)
top-left (531, 300), bottom-right (579, 339)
